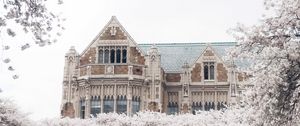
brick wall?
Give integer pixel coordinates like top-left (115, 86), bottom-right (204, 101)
top-left (166, 73), bottom-right (181, 82)
top-left (130, 47), bottom-right (145, 65)
top-left (191, 63), bottom-right (201, 82)
top-left (80, 47), bottom-right (96, 66)
top-left (217, 63), bottom-right (228, 82)
top-left (80, 67), bottom-right (87, 76)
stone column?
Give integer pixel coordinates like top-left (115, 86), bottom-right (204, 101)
top-left (202, 90), bottom-right (204, 110)
top-left (214, 91), bottom-right (217, 110)
top-left (114, 84), bottom-right (117, 113)
top-left (100, 84), bottom-right (104, 113)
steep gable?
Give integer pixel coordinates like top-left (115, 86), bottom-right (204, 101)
top-left (79, 16), bottom-right (145, 66)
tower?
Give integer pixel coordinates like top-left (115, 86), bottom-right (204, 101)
top-left (146, 44), bottom-right (162, 112)
top-left (181, 61), bottom-right (191, 113)
top-left (61, 46), bottom-right (79, 118)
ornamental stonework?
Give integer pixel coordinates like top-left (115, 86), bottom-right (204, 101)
top-left (217, 63), bottom-right (228, 82)
top-left (191, 63), bottom-right (201, 82)
top-left (203, 50), bottom-right (214, 56)
top-left (99, 27), bottom-right (127, 40)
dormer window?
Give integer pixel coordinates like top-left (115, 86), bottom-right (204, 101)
top-left (204, 62), bottom-right (214, 80)
top-left (98, 46), bottom-right (127, 64)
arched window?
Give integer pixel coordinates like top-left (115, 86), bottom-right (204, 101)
top-left (204, 62), bottom-right (215, 80)
top-left (103, 96), bottom-right (114, 113)
top-left (167, 102), bottom-right (178, 115)
top-left (80, 99), bottom-right (85, 119)
top-left (98, 50), bottom-right (103, 63)
top-left (104, 49), bottom-right (109, 63)
top-left (90, 96), bottom-right (101, 117)
top-left (132, 97), bottom-right (140, 114)
top-left (110, 49), bottom-right (115, 63)
top-left (117, 96), bottom-right (127, 114)
top-left (211, 102), bottom-right (215, 110)
top-left (192, 102), bottom-right (202, 114)
top-left (204, 102), bottom-right (209, 111)
top-left (122, 49), bottom-right (127, 63)
top-left (204, 65), bottom-right (209, 80)
top-left (210, 65), bottom-right (214, 80)
top-left (116, 49), bottom-right (121, 63)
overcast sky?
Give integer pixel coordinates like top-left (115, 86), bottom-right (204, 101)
top-left (0, 0), bottom-right (265, 120)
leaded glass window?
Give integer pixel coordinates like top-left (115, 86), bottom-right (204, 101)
top-left (117, 96), bottom-right (127, 114)
top-left (80, 99), bottom-right (85, 119)
top-left (103, 96), bottom-right (114, 113)
top-left (167, 102), bottom-right (178, 115)
top-left (132, 96), bottom-right (140, 114)
top-left (204, 62), bottom-right (215, 80)
top-left (90, 96), bottom-right (101, 117)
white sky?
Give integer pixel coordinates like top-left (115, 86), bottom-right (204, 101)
top-left (0, 0), bottom-right (265, 120)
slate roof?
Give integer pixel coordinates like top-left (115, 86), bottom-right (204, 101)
top-left (138, 42), bottom-right (240, 73)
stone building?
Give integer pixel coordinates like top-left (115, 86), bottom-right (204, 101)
top-left (61, 16), bottom-right (248, 118)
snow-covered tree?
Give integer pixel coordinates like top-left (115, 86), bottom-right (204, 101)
top-left (231, 0), bottom-right (300, 125)
top-left (0, 0), bottom-right (64, 79)
top-left (0, 96), bottom-right (33, 126)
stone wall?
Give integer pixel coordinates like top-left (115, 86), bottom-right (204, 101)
top-left (80, 47), bottom-right (96, 66)
top-left (166, 73), bottom-right (181, 82)
top-left (99, 27), bottom-right (127, 40)
top-left (130, 47), bottom-right (145, 65)
top-left (91, 65), bottom-right (105, 75)
top-left (191, 63), bottom-right (201, 82)
top-left (217, 63), bottom-right (228, 82)
top-left (80, 67), bottom-right (87, 76)
top-left (61, 102), bottom-right (75, 118)
top-left (114, 65), bottom-right (128, 74)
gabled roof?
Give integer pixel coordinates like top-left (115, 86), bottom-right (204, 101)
top-left (80, 16), bottom-right (141, 56)
top-left (138, 42), bottom-right (238, 73)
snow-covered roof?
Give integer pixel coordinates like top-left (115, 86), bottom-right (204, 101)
top-left (138, 42), bottom-right (239, 72)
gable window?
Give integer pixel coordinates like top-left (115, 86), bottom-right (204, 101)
top-left (204, 62), bottom-right (215, 80)
top-left (98, 46), bottom-right (127, 64)
top-left (98, 49), bottom-right (103, 63)
top-left (110, 49), bottom-right (115, 63)
top-left (116, 49), bottom-right (121, 63)
top-left (122, 48), bottom-right (127, 63)
top-left (104, 49), bottom-right (109, 63)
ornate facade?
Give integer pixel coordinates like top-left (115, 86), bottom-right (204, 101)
top-left (61, 16), bottom-right (248, 118)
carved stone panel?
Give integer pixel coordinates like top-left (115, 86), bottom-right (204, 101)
top-left (191, 63), bottom-right (201, 82)
top-left (99, 27), bottom-right (127, 40)
top-left (133, 66), bottom-right (143, 75)
top-left (166, 73), bottom-right (181, 82)
top-left (114, 65), bottom-right (128, 74)
top-left (91, 65), bottom-right (105, 75)
top-left (203, 50), bottom-right (214, 56)
top-left (217, 63), bottom-right (228, 82)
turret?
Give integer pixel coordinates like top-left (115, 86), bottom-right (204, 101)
top-left (61, 46), bottom-right (79, 118)
top-left (180, 61), bottom-right (191, 113)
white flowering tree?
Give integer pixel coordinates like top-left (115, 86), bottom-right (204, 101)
top-left (0, 0), bottom-right (63, 79)
top-left (231, 0), bottom-right (300, 125)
